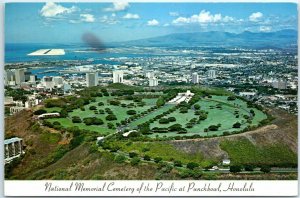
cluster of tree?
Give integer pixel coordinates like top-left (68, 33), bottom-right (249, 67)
top-left (72, 116), bottom-right (82, 123)
top-left (158, 117), bottom-right (176, 124)
top-left (83, 117), bottom-right (104, 125)
top-left (152, 124), bottom-right (187, 134)
top-left (5, 87), bottom-right (32, 103)
top-left (227, 96), bottom-right (236, 101)
top-left (229, 165), bottom-right (271, 173)
top-left (33, 109), bottom-right (47, 115)
top-left (232, 122), bottom-right (241, 128)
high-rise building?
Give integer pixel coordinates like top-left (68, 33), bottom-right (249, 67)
top-left (15, 69), bottom-right (26, 85)
top-left (208, 70), bottom-right (216, 78)
top-left (113, 70), bottom-right (123, 83)
top-left (4, 70), bottom-right (15, 85)
top-left (42, 76), bottom-right (54, 90)
top-left (191, 72), bottom-right (199, 84)
top-left (29, 75), bottom-right (37, 83)
top-left (149, 77), bottom-right (158, 87)
top-left (53, 76), bottom-right (64, 86)
top-left (145, 72), bottom-right (155, 79)
top-left (272, 79), bottom-right (287, 90)
top-left (86, 73), bottom-right (98, 87)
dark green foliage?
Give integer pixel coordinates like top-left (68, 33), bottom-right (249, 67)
top-left (34, 109), bottom-right (47, 115)
top-left (89, 106), bottom-right (97, 110)
top-left (154, 157), bottom-right (163, 163)
top-left (173, 160), bottom-right (182, 167)
top-left (127, 110), bottom-right (137, 115)
top-left (129, 152), bottom-right (138, 158)
top-left (233, 122), bottom-right (241, 128)
top-left (143, 155), bottom-right (151, 161)
top-left (130, 157), bottom-right (140, 166)
top-left (105, 114), bottom-right (117, 121)
top-left (72, 116), bottom-right (82, 123)
top-left (186, 162), bottom-right (199, 170)
top-left (260, 165), bottom-right (271, 173)
top-left (230, 165), bottom-right (242, 173)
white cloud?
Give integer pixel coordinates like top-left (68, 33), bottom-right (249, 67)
top-left (40, 2), bottom-right (78, 18)
top-left (163, 23), bottom-right (170, 27)
top-left (100, 15), bottom-right (119, 25)
top-left (105, 2), bottom-right (129, 12)
top-left (259, 26), bottom-right (272, 32)
top-left (147, 19), bottom-right (159, 26)
top-left (169, 12), bottom-right (179, 17)
top-left (123, 13), bottom-right (140, 19)
top-left (172, 10), bottom-right (234, 25)
top-left (80, 14), bottom-right (95, 22)
top-left (249, 12), bottom-right (263, 22)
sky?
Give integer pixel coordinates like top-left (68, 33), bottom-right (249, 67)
top-left (5, 2), bottom-right (298, 44)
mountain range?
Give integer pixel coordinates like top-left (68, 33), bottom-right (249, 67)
top-left (117, 29), bottom-right (297, 49)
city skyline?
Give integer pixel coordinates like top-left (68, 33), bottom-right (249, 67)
top-left (5, 2), bottom-right (298, 44)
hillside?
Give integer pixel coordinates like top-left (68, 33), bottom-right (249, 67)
top-left (5, 106), bottom-right (297, 180)
top-left (118, 29), bottom-right (297, 48)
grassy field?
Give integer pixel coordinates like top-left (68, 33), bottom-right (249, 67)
top-left (220, 138), bottom-right (297, 167)
top-left (46, 93), bottom-right (267, 138)
top-left (115, 141), bottom-right (215, 166)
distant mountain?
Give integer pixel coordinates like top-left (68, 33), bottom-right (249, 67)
top-left (117, 29), bottom-right (297, 49)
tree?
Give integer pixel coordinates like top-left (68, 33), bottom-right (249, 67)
top-left (227, 96), bottom-right (236, 101)
top-left (174, 160), bottom-right (182, 167)
top-left (154, 157), bottom-right (163, 163)
top-left (129, 152), bottom-right (138, 158)
top-left (130, 157), bottom-right (140, 166)
top-left (72, 116), bottom-right (82, 123)
top-left (159, 118), bottom-right (169, 124)
top-left (233, 122), bottom-right (241, 128)
top-left (109, 100), bottom-right (120, 106)
top-left (143, 155), bottom-right (151, 161)
top-left (179, 107), bottom-right (188, 114)
top-left (127, 110), bottom-right (137, 115)
top-left (107, 123), bottom-right (114, 129)
top-left (114, 154), bottom-right (126, 163)
top-left (89, 106), bottom-right (97, 110)
top-left (260, 165), bottom-right (271, 173)
top-left (98, 102), bottom-right (104, 106)
top-left (34, 109), bottom-right (47, 115)
top-left (187, 162), bottom-right (199, 170)
top-left (156, 97), bottom-right (165, 107)
top-left (168, 117), bottom-right (176, 122)
top-left (244, 165), bottom-right (254, 171)
top-left (230, 165), bottom-right (242, 173)
top-left (193, 104), bottom-right (201, 110)
top-left (106, 114), bottom-right (117, 121)
top-left (168, 124), bottom-right (183, 132)
top-left (208, 125), bottom-right (219, 131)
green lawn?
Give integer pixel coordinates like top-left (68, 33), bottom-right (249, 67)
top-left (46, 93), bottom-right (267, 138)
top-left (115, 141), bottom-right (215, 166)
top-left (220, 138), bottom-right (297, 167)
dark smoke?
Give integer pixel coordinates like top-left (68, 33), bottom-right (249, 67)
top-left (81, 32), bottom-right (106, 52)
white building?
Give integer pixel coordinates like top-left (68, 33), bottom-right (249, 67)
top-left (4, 70), bottom-right (15, 85)
top-left (53, 76), bottom-right (64, 86)
top-left (145, 72), bottom-right (155, 79)
top-left (4, 137), bottom-right (24, 164)
top-left (86, 72), bottom-right (98, 87)
top-left (29, 75), bottom-right (37, 83)
top-left (113, 70), bottom-right (124, 83)
top-left (149, 77), bottom-right (158, 87)
top-left (192, 72), bottom-right (199, 84)
top-left (272, 79), bottom-right (287, 90)
top-left (208, 70), bottom-right (216, 79)
top-left (42, 76), bottom-right (55, 90)
top-left (15, 69), bottom-right (26, 85)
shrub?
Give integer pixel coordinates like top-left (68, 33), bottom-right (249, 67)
top-left (72, 116), bottom-right (82, 123)
top-left (127, 110), bottom-right (137, 115)
top-left (34, 109), bottom-right (47, 115)
top-left (194, 104), bottom-right (201, 110)
top-left (114, 154), bottom-right (126, 163)
top-left (159, 118), bottom-right (169, 124)
top-left (106, 114), bottom-right (117, 121)
top-left (130, 157), bottom-right (140, 166)
top-left (89, 106), bottom-right (97, 110)
top-left (244, 165), bottom-right (254, 171)
top-left (143, 155), bottom-right (151, 161)
top-left (129, 152), bottom-right (138, 158)
top-left (168, 117), bottom-right (176, 122)
top-left (230, 165), bottom-right (242, 173)
top-left (260, 165), bottom-right (271, 173)
top-left (98, 102), bottom-right (104, 106)
top-left (154, 157), bottom-right (163, 163)
top-left (187, 162), bottom-right (199, 170)
top-left (174, 160), bottom-right (182, 167)
top-left (233, 122), bottom-right (241, 128)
